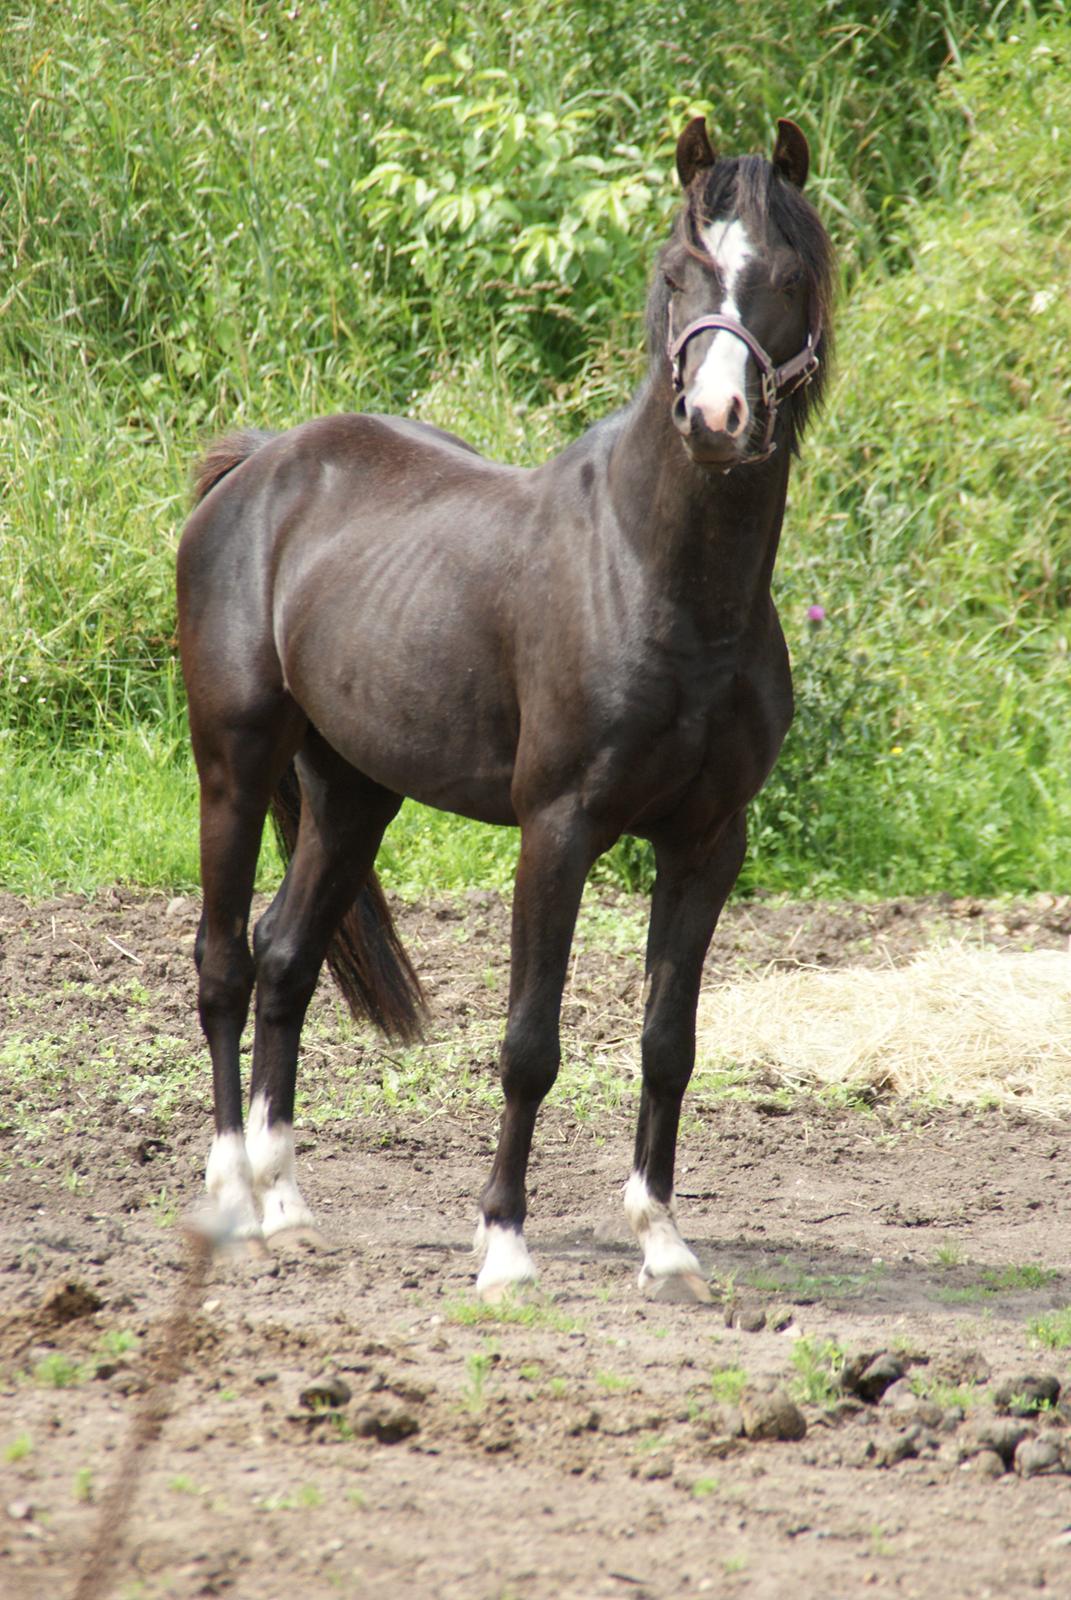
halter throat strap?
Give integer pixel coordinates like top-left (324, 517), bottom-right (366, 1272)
top-left (666, 310), bottom-right (822, 466)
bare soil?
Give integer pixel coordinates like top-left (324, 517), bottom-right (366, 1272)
top-left (3, 888), bottom-right (1071, 1599)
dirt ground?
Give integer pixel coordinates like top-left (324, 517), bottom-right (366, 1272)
top-left (3, 886), bottom-right (1071, 1599)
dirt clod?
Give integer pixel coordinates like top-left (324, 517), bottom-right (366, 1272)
top-left (993, 1374), bottom-right (1061, 1416)
top-left (42, 1279), bottom-right (103, 1325)
top-left (352, 1405), bottom-right (420, 1444)
top-left (1015, 1435), bottom-right (1065, 1478)
top-left (740, 1386), bottom-right (807, 1442)
top-left (298, 1373), bottom-right (352, 1411)
top-left (842, 1351), bottom-right (905, 1403)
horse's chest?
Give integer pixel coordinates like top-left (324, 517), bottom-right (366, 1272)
top-left (579, 648), bottom-right (789, 823)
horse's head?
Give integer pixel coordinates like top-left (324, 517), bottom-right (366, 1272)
top-left (652, 117), bottom-right (833, 472)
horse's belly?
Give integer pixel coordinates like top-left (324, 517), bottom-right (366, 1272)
top-left (294, 671), bottom-right (521, 826)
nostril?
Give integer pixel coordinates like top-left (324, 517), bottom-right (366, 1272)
top-left (671, 392), bottom-right (690, 431)
top-left (726, 395), bottom-right (749, 437)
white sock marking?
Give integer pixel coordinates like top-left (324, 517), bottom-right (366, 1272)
top-left (246, 1093), bottom-right (316, 1237)
top-left (689, 216), bottom-right (756, 432)
top-left (205, 1131), bottom-right (261, 1238)
top-left (474, 1218), bottom-right (538, 1296)
top-left (623, 1171), bottom-right (702, 1288)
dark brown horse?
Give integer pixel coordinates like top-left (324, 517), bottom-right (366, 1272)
top-left (177, 116), bottom-right (833, 1300)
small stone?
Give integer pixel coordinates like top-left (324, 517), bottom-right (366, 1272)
top-left (6, 1501), bottom-right (34, 1522)
top-left (972, 1450), bottom-right (1006, 1480)
top-left (640, 1453), bottom-right (674, 1480)
top-left (298, 1373), bottom-right (352, 1412)
top-left (740, 1386), bottom-right (807, 1442)
top-left (166, 896), bottom-right (190, 917)
top-left (1016, 1436), bottom-right (1065, 1479)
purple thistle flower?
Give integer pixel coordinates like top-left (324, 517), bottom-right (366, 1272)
top-left (807, 604), bottom-right (826, 625)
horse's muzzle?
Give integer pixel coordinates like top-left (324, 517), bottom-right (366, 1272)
top-left (671, 391), bottom-right (746, 471)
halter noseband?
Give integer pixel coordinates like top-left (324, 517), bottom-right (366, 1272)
top-left (667, 304), bottom-right (822, 468)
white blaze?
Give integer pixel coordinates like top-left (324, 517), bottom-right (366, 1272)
top-left (688, 217), bottom-right (755, 435)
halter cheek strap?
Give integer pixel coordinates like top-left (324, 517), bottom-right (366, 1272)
top-left (667, 310), bottom-right (822, 466)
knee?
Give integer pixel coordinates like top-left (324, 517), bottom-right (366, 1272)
top-left (641, 1014), bottom-right (694, 1100)
top-left (198, 946), bottom-right (255, 1022)
top-left (255, 931), bottom-right (318, 1018)
top-left (500, 1016), bottom-right (560, 1103)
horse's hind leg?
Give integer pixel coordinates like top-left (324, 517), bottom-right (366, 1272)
top-left (191, 697), bottom-right (306, 1236)
top-left (246, 732), bottom-right (402, 1242)
top-left (625, 812), bottom-right (747, 1300)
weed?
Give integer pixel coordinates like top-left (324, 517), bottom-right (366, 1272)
top-left (30, 1352), bottom-right (83, 1389)
top-left (168, 1475), bottom-right (200, 1495)
top-left (595, 1370), bottom-right (628, 1394)
top-left (4, 1434), bottom-right (32, 1463)
top-left (710, 1366), bottom-right (748, 1407)
top-left (932, 1243), bottom-right (965, 1269)
top-left (789, 1338), bottom-right (846, 1408)
top-left (1028, 1307), bottom-right (1071, 1351)
top-left (73, 1467), bottom-right (94, 1503)
top-left (147, 1186), bottom-right (179, 1228)
top-left (464, 1351), bottom-right (495, 1413)
top-left (692, 1476), bottom-right (720, 1499)
top-left (980, 1264), bottom-right (1057, 1293)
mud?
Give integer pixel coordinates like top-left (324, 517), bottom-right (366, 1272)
top-left (3, 888), bottom-right (1071, 1599)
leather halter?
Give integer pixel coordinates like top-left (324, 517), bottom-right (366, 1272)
top-left (667, 303), bottom-right (822, 467)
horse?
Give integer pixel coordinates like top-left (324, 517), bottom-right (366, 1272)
top-left (177, 115), bottom-right (834, 1302)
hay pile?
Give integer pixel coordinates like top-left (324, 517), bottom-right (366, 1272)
top-left (696, 945), bottom-right (1071, 1116)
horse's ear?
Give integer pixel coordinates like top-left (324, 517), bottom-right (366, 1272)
top-left (676, 117), bottom-right (717, 189)
top-left (773, 118), bottom-right (809, 189)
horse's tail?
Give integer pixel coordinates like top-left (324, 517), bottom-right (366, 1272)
top-left (268, 764), bottom-right (427, 1044)
top-left (191, 429), bottom-right (277, 505)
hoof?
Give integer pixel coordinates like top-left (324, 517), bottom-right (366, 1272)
top-left (266, 1224), bottom-right (331, 1253)
top-left (474, 1219), bottom-right (538, 1301)
top-left (643, 1270), bottom-right (715, 1305)
top-left (477, 1277), bottom-right (540, 1307)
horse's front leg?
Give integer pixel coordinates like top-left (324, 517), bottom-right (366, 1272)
top-left (625, 811), bottom-right (747, 1299)
top-left (476, 802), bottom-right (598, 1299)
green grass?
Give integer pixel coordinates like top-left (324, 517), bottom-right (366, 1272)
top-left (444, 1297), bottom-right (582, 1333)
top-left (710, 1366), bottom-right (749, 1406)
top-left (3, 4), bottom-right (1068, 900)
top-left (1027, 1307), bottom-right (1071, 1350)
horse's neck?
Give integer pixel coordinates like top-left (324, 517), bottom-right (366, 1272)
top-left (605, 375), bottom-right (790, 626)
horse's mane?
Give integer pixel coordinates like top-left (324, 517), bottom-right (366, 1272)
top-left (645, 153), bottom-right (835, 451)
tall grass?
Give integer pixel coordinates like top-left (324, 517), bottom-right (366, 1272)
top-left (1, 1), bottom-right (1067, 896)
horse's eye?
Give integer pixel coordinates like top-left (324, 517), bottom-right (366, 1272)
top-left (778, 267), bottom-right (803, 295)
top-left (663, 272), bottom-right (683, 292)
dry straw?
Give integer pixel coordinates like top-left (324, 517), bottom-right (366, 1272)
top-left (696, 945), bottom-right (1071, 1117)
